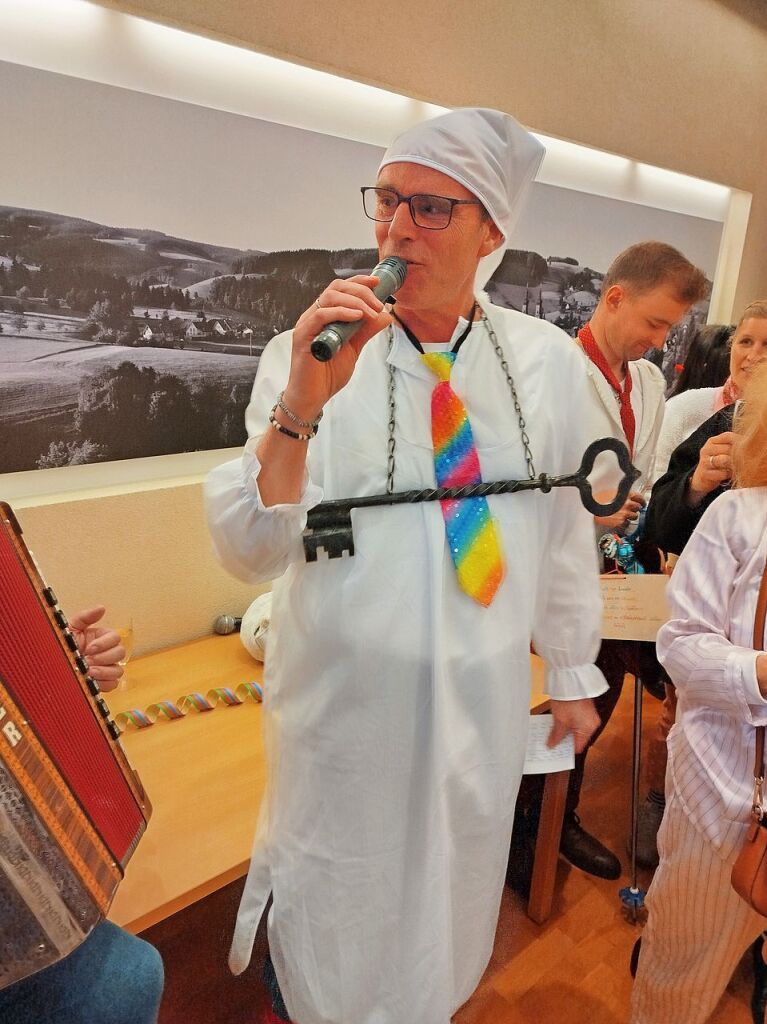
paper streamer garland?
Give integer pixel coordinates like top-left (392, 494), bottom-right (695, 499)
top-left (114, 681), bottom-right (264, 732)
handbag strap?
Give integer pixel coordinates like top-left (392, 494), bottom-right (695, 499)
top-left (751, 557), bottom-right (767, 815)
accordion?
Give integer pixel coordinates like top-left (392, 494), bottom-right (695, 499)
top-left (0, 502), bottom-right (150, 991)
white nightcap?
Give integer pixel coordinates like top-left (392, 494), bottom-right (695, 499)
top-left (379, 107), bottom-right (545, 286)
top-left (379, 107), bottom-right (544, 242)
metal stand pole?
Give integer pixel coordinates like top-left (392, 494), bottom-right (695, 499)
top-left (620, 673), bottom-right (647, 922)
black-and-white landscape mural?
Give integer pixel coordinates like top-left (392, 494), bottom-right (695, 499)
top-left (0, 210), bottom-right (382, 471)
top-left (0, 61), bottom-right (723, 474)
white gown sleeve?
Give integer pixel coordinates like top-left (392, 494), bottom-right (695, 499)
top-left (652, 393), bottom-right (685, 484)
top-left (531, 340), bottom-right (608, 701)
top-left (657, 492), bottom-right (767, 723)
top-left (204, 332), bottom-right (324, 584)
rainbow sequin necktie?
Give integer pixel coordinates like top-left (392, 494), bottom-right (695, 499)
top-left (421, 350), bottom-right (504, 606)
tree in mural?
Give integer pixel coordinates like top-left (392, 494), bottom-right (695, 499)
top-left (37, 439), bottom-right (106, 469)
top-left (84, 296), bottom-right (134, 342)
top-left (71, 361), bottom-right (248, 462)
top-left (76, 362), bottom-right (171, 459)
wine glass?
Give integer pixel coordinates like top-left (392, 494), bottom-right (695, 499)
top-left (114, 619), bottom-right (134, 691)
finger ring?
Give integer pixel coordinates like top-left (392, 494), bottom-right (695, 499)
top-left (315, 298), bottom-right (323, 311)
top-left (709, 454), bottom-right (716, 470)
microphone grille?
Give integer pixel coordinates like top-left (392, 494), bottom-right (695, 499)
top-left (381, 256), bottom-right (407, 290)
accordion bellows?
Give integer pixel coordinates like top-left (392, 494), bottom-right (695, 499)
top-left (0, 503), bottom-right (149, 990)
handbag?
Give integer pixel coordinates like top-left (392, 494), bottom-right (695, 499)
top-left (731, 556), bottom-right (767, 914)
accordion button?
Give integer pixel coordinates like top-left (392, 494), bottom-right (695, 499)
top-left (85, 676), bottom-right (101, 696)
top-left (54, 609), bottom-right (68, 629)
top-left (43, 586), bottom-right (57, 606)
top-left (95, 697), bottom-right (111, 719)
top-left (107, 721), bottom-right (121, 740)
top-left (64, 630), bottom-right (78, 652)
top-left (75, 654), bottom-right (88, 674)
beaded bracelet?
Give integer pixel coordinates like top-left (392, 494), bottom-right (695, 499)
top-left (268, 406), bottom-right (317, 441)
top-left (277, 391), bottom-right (323, 429)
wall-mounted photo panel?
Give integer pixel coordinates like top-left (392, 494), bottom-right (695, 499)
top-left (0, 59), bottom-right (724, 476)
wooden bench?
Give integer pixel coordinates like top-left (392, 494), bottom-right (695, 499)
top-left (107, 636), bottom-right (565, 932)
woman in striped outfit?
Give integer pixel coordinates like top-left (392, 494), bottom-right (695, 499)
top-left (631, 358), bottom-right (767, 1023)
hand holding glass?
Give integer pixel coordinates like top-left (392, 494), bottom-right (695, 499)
top-left (114, 620), bottom-right (134, 691)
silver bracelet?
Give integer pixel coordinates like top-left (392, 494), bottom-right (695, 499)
top-left (277, 391), bottom-right (323, 429)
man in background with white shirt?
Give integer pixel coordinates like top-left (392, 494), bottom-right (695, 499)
top-left (559, 241), bottom-right (708, 879)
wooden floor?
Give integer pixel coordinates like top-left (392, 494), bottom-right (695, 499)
top-left (145, 682), bottom-right (755, 1023)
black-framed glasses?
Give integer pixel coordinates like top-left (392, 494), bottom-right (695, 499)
top-left (360, 187), bottom-right (482, 230)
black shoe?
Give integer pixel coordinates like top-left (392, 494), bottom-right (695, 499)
top-left (751, 936), bottom-right (767, 1024)
top-left (560, 812), bottom-right (622, 880)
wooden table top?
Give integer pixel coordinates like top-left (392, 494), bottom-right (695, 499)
top-left (107, 633), bottom-right (266, 933)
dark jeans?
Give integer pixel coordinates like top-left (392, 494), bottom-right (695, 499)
top-left (566, 639), bottom-right (665, 816)
top-left (263, 954), bottom-right (291, 1021)
top-left (0, 921), bottom-right (164, 1024)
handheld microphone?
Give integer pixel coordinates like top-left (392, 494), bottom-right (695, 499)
top-left (310, 256), bottom-right (408, 362)
top-left (213, 614), bottom-right (242, 635)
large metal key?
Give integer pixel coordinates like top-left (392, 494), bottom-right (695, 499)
top-left (303, 437), bottom-right (639, 561)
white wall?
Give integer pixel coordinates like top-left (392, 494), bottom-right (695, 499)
top-left (15, 483), bottom-right (265, 657)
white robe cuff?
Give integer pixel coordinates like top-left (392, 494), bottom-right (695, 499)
top-left (544, 662), bottom-right (609, 701)
top-left (243, 434), bottom-right (324, 514)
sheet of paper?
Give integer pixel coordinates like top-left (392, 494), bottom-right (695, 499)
top-left (601, 573), bottom-right (670, 642)
top-left (523, 714), bottom-right (574, 774)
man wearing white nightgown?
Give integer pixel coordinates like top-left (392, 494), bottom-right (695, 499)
top-left (205, 107), bottom-right (607, 1024)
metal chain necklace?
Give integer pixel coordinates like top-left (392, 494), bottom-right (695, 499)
top-left (385, 303), bottom-right (536, 494)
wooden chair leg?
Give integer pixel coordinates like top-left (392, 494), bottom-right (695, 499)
top-left (527, 769), bottom-right (569, 924)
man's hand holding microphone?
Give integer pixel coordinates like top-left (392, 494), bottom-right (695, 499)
top-left (256, 259), bottom-right (407, 507)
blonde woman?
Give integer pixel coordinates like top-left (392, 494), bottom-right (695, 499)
top-left (647, 300), bottom-right (767, 554)
top-left (632, 361), bottom-right (767, 1023)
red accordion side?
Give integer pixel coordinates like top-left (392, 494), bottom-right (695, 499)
top-left (0, 501), bottom-right (150, 989)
